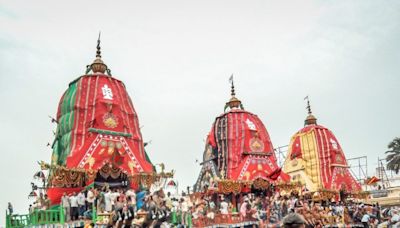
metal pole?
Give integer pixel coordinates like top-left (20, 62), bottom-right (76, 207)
top-left (358, 159), bottom-right (361, 183)
top-left (378, 157), bottom-right (382, 187)
top-left (365, 156), bottom-right (368, 181)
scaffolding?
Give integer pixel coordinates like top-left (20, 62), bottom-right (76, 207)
top-left (274, 145), bottom-right (288, 167)
top-left (376, 157), bottom-right (393, 188)
top-left (347, 156), bottom-right (368, 185)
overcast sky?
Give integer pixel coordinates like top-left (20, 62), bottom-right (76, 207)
top-left (0, 0), bottom-right (399, 224)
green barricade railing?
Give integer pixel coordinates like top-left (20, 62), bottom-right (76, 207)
top-left (171, 211), bottom-right (192, 227)
top-left (6, 211), bottom-right (30, 228)
top-left (30, 208), bottom-right (62, 225)
top-left (6, 207), bottom-right (65, 228)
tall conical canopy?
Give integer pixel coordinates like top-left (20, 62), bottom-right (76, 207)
top-left (48, 39), bottom-right (154, 203)
top-left (282, 99), bottom-right (361, 192)
top-left (194, 77), bottom-right (289, 192)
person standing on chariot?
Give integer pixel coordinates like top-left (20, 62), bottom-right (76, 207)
top-left (220, 199), bottom-right (229, 215)
top-left (42, 194), bottom-right (51, 210)
top-left (170, 198), bottom-right (179, 224)
top-left (179, 197), bottom-right (189, 226)
top-left (86, 187), bottom-right (95, 210)
top-left (165, 193), bottom-right (173, 212)
top-left (281, 196), bottom-right (289, 218)
top-left (35, 193), bottom-right (44, 210)
top-left (110, 189), bottom-right (120, 210)
top-left (104, 189), bottom-right (112, 212)
top-left (274, 196), bottom-right (282, 220)
top-left (96, 189), bottom-right (105, 213)
top-left (240, 197), bottom-right (249, 220)
top-left (361, 209), bottom-right (371, 228)
top-left (69, 192), bottom-right (79, 221)
top-left (118, 189), bottom-right (126, 202)
top-left (77, 191), bottom-right (86, 219)
top-left (7, 202), bottom-right (13, 215)
top-left (61, 192), bottom-right (70, 222)
top-left (125, 188), bottom-right (136, 212)
top-left (115, 196), bottom-right (125, 211)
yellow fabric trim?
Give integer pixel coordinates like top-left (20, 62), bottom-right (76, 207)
top-left (302, 129), bottom-right (321, 190)
top-left (283, 128), bottom-right (322, 192)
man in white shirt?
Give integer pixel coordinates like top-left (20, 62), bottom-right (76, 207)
top-left (240, 199), bottom-right (249, 219)
top-left (110, 189), bottom-right (120, 210)
top-left (61, 192), bottom-right (70, 222)
top-left (220, 200), bottom-right (229, 214)
top-left (391, 210), bottom-right (400, 225)
top-left (69, 192), bottom-right (79, 221)
top-left (336, 204), bottom-right (344, 215)
top-left (77, 191), bottom-right (86, 219)
top-left (104, 190), bottom-right (113, 212)
top-left (361, 212), bottom-right (370, 228)
top-left (125, 189), bottom-right (136, 211)
top-left (172, 198), bottom-right (179, 212)
top-left (180, 198), bottom-right (189, 226)
top-left (86, 188), bottom-right (95, 209)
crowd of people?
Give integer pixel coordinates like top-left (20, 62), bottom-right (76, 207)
top-left (188, 192), bottom-right (400, 228)
top-left (55, 186), bottom-right (176, 227)
top-left (27, 186), bottom-right (400, 228)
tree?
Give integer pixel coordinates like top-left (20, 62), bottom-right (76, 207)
top-left (386, 137), bottom-right (400, 174)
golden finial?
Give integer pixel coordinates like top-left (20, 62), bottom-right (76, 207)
top-left (225, 74), bottom-right (243, 111)
top-left (86, 32), bottom-right (112, 76)
top-left (304, 96), bottom-right (317, 125)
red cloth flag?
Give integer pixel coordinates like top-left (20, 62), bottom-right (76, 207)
top-left (290, 136), bottom-right (302, 159)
